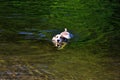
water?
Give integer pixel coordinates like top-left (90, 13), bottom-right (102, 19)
top-left (18, 29), bottom-right (59, 40)
top-left (0, 42), bottom-right (120, 80)
top-left (0, 1), bottom-right (119, 80)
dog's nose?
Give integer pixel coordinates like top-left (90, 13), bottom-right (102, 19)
top-left (57, 40), bottom-right (60, 42)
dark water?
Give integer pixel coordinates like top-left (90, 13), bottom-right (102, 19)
top-left (0, 1), bottom-right (120, 80)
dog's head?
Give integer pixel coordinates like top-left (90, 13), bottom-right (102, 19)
top-left (52, 34), bottom-right (62, 47)
top-left (55, 34), bottom-right (61, 39)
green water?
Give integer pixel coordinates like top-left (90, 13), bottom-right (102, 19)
top-left (0, 0), bottom-right (120, 80)
top-left (0, 42), bottom-right (119, 80)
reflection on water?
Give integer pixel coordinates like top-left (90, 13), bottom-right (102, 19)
top-left (0, 56), bottom-right (55, 79)
top-left (0, 42), bottom-right (57, 79)
top-left (0, 29), bottom-right (75, 42)
top-left (17, 29), bottom-right (61, 42)
top-left (0, 42), bottom-right (120, 80)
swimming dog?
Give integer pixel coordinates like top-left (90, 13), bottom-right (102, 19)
top-left (52, 34), bottom-right (62, 47)
top-left (52, 28), bottom-right (72, 47)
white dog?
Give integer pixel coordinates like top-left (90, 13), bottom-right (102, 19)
top-left (52, 28), bottom-right (72, 47)
top-left (52, 34), bottom-right (62, 47)
top-left (60, 28), bottom-right (71, 39)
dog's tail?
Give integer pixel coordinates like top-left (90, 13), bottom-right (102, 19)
top-left (64, 28), bottom-right (67, 32)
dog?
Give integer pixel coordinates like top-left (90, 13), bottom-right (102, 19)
top-left (52, 28), bottom-right (72, 47)
top-left (52, 34), bottom-right (62, 47)
top-left (60, 28), bottom-right (71, 39)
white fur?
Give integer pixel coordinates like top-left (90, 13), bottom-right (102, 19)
top-left (64, 28), bottom-right (67, 32)
top-left (52, 34), bottom-right (62, 47)
top-left (52, 28), bottom-right (72, 47)
top-left (60, 28), bottom-right (71, 39)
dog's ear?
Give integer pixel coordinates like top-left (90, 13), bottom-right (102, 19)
top-left (65, 28), bottom-right (67, 32)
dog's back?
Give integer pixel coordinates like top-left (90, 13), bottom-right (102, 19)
top-left (60, 28), bottom-right (71, 39)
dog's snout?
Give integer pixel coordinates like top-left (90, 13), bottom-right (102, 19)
top-left (57, 40), bottom-right (60, 42)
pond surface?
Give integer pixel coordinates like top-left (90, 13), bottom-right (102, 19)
top-left (0, 1), bottom-right (119, 80)
top-left (0, 42), bottom-right (120, 80)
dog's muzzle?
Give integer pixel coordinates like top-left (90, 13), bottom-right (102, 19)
top-left (57, 39), bottom-right (60, 42)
